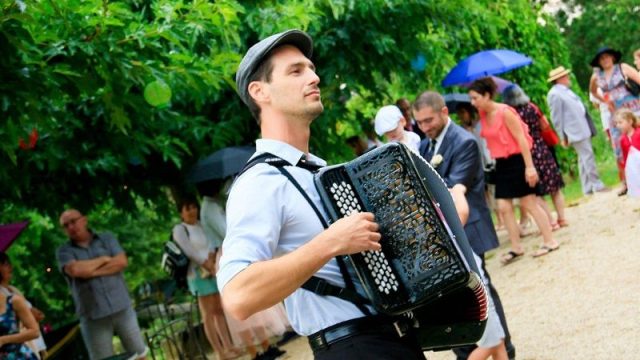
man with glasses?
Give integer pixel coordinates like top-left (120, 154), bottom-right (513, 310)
top-left (413, 91), bottom-right (515, 359)
top-left (56, 209), bottom-right (147, 360)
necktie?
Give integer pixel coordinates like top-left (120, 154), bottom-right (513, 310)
top-left (429, 139), bottom-right (437, 160)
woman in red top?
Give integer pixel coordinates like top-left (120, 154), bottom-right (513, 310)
top-left (468, 78), bottom-right (559, 263)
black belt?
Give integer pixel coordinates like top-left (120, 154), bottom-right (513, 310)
top-left (308, 315), bottom-right (411, 353)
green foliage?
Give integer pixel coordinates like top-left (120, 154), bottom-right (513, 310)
top-left (551, 0), bottom-right (640, 89)
top-left (0, 197), bottom-right (175, 327)
top-left (538, 0), bottom-right (638, 178)
top-left (1, 0), bottom-right (246, 216)
top-left (1, 0), bottom-right (577, 328)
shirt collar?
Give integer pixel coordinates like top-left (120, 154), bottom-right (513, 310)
top-left (433, 117), bottom-right (452, 154)
top-left (553, 83), bottom-right (569, 91)
top-left (70, 231), bottom-right (98, 248)
top-left (255, 139), bottom-right (326, 166)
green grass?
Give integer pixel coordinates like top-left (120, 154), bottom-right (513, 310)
top-left (561, 157), bottom-right (621, 205)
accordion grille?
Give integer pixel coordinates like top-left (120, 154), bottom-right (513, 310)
top-left (316, 144), bottom-right (468, 313)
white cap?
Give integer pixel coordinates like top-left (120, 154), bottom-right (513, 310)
top-left (374, 105), bottom-right (403, 136)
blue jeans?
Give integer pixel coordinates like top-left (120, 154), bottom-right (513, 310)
top-left (79, 307), bottom-right (147, 360)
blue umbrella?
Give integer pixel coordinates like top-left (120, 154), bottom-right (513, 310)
top-left (442, 49), bottom-right (532, 87)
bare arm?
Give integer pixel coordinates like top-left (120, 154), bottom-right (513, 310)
top-left (92, 252), bottom-right (128, 277)
top-left (589, 74), bottom-right (606, 102)
top-left (0, 296), bottom-right (39, 348)
top-left (63, 256), bottom-right (110, 279)
top-left (622, 63), bottom-right (640, 85)
top-left (31, 307), bottom-right (45, 322)
top-left (222, 212), bottom-right (381, 320)
top-left (449, 184), bottom-right (469, 225)
top-left (590, 73), bottom-right (615, 112)
top-left (504, 109), bottom-right (538, 187)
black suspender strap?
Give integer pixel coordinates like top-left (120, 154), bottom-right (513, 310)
top-left (276, 166), bottom-right (372, 316)
top-left (237, 152), bottom-right (372, 315)
top-left (274, 166), bottom-right (328, 228)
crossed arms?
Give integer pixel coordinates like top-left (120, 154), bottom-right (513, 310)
top-left (63, 252), bottom-right (128, 279)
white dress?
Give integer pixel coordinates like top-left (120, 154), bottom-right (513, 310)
top-left (204, 197), bottom-right (292, 345)
top-left (626, 146), bottom-right (640, 197)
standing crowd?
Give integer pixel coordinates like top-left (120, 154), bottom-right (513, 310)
top-left (5, 30), bottom-right (639, 360)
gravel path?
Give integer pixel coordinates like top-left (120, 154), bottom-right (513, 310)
top-left (277, 188), bottom-right (640, 359)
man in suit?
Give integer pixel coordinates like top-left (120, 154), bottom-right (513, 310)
top-left (547, 66), bottom-right (608, 195)
top-left (413, 91), bottom-right (515, 360)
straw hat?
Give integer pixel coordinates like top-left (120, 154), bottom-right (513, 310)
top-left (547, 66), bottom-right (571, 82)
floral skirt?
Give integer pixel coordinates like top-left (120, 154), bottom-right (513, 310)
top-left (0, 343), bottom-right (38, 360)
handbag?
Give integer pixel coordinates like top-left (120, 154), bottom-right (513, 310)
top-left (532, 103), bottom-right (560, 146)
top-left (161, 225), bottom-right (190, 289)
top-left (620, 65), bottom-right (640, 96)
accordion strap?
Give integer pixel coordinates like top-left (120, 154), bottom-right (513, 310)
top-left (238, 152), bottom-right (372, 315)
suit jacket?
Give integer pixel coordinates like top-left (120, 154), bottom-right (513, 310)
top-left (418, 121), bottom-right (499, 255)
top-left (547, 84), bottom-right (592, 143)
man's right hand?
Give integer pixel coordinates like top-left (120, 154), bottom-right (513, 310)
top-left (324, 212), bottom-right (381, 256)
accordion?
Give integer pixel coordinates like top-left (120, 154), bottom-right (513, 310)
top-left (314, 143), bottom-right (488, 350)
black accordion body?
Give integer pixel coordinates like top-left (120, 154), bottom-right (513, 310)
top-left (314, 143), bottom-right (488, 350)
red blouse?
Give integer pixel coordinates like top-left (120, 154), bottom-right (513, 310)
top-left (480, 104), bottom-right (533, 159)
top-left (620, 127), bottom-right (640, 168)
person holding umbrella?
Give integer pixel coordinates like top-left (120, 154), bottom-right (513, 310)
top-left (171, 195), bottom-right (243, 360)
top-left (468, 77), bottom-right (559, 263)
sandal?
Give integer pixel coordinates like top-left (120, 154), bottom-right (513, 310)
top-left (221, 348), bottom-right (245, 360)
top-left (557, 218), bottom-right (569, 227)
top-left (532, 245), bottom-right (559, 258)
top-left (551, 222), bottom-right (561, 231)
top-left (500, 250), bottom-right (524, 265)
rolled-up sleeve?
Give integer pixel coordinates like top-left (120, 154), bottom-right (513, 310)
top-left (56, 246), bottom-right (75, 274)
top-left (217, 165), bottom-right (286, 292)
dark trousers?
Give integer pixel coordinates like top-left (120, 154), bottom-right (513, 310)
top-left (453, 253), bottom-right (515, 359)
top-left (313, 326), bottom-right (425, 359)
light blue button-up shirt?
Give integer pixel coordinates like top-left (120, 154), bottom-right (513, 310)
top-left (217, 139), bottom-right (367, 335)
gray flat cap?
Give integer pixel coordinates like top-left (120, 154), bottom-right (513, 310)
top-left (235, 29), bottom-right (313, 106)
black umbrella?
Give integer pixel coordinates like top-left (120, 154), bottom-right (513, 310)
top-left (187, 145), bottom-right (256, 184)
top-left (443, 93), bottom-right (471, 113)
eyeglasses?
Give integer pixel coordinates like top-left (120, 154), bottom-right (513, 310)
top-left (62, 216), bottom-right (83, 229)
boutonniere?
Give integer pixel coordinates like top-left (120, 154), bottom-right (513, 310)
top-left (430, 154), bottom-right (444, 168)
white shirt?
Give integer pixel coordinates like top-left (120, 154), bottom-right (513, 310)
top-left (589, 89), bottom-right (612, 130)
top-left (217, 139), bottom-right (367, 335)
top-left (200, 196), bottom-right (226, 249)
top-left (172, 222), bottom-right (214, 278)
top-left (402, 130), bottom-right (421, 153)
